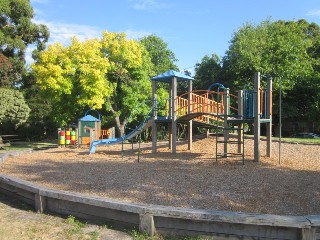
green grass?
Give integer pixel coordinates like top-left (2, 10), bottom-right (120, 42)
top-left (279, 137), bottom-right (320, 144)
top-left (65, 215), bottom-right (87, 234)
top-left (0, 195), bottom-right (110, 240)
top-left (131, 230), bottom-right (207, 240)
top-left (243, 134), bottom-right (320, 144)
top-left (0, 141), bottom-right (57, 151)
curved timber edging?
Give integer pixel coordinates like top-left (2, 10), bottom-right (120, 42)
top-left (0, 174), bottom-right (319, 239)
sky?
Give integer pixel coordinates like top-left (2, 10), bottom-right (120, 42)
top-left (29, 0), bottom-right (320, 72)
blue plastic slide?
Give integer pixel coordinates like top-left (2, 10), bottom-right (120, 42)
top-left (89, 118), bottom-right (152, 153)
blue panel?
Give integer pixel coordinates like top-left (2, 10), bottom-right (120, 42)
top-left (243, 90), bottom-right (255, 119)
top-left (79, 115), bottom-right (100, 122)
top-left (151, 70), bottom-right (194, 83)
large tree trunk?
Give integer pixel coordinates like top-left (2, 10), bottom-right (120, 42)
top-left (112, 113), bottom-right (128, 137)
top-left (109, 101), bottom-right (128, 137)
top-left (114, 115), bottom-right (125, 137)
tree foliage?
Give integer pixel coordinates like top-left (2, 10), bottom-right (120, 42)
top-left (223, 19), bottom-right (318, 91)
top-left (102, 32), bottom-right (153, 136)
top-left (140, 34), bottom-right (179, 112)
top-left (194, 54), bottom-right (222, 90)
top-left (0, 88), bottom-right (30, 126)
top-left (0, 0), bottom-right (49, 87)
top-left (32, 32), bottom-right (154, 136)
top-left (190, 19), bottom-right (320, 124)
top-left (32, 37), bottom-right (112, 125)
top-left (139, 34), bottom-right (178, 74)
top-left (281, 74), bottom-right (320, 122)
top-left (219, 19), bottom-right (320, 124)
top-left (0, 53), bottom-right (14, 86)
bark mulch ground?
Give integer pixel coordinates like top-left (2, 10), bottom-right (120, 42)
top-left (1, 136), bottom-right (319, 216)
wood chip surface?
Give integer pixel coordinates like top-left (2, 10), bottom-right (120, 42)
top-left (1, 136), bottom-right (319, 216)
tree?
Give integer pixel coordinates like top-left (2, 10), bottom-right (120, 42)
top-left (194, 54), bottom-right (222, 90)
top-left (0, 88), bottom-right (30, 126)
top-left (102, 32), bottom-right (153, 136)
top-left (0, 0), bottom-right (49, 87)
top-left (139, 34), bottom-right (178, 74)
top-left (223, 19), bottom-right (316, 92)
top-left (140, 34), bottom-right (179, 111)
top-left (0, 53), bottom-right (14, 86)
top-left (33, 32), bottom-right (154, 136)
top-left (221, 19), bottom-right (320, 129)
top-left (280, 72), bottom-right (320, 126)
top-left (32, 37), bottom-right (112, 125)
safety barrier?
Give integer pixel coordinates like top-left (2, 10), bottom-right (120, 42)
top-left (175, 91), bottom-right (226, 124)
top-left (0, 174), bottom-right (319, 239)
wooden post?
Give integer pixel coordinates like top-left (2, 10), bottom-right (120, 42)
top-left (152, 80), bottom-right (157, 153)
top-left (188, 80), bottom-right (193, 150)
top-left (35, 192), bottom-right (46, 213)
top-left (206, 91), bottom-right (210, 138)
top-left (223, 88), bottom-right (230, 157)
top-left (139, 213), bottom-right (156, 236)
top-left (237, 90), bottom-right (244, 153)
top-left (266, 78), bottom-right (273, 157)
top-left (168, 83), bottom-right (172, 150)
top-left (254, 72), bottom-right (261, 162)
top-left (171, 77), bottom-right (177, 153)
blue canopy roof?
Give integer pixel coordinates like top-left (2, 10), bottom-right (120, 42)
top-left (151, 70), bottom-right (194, 83)
top-left (79, 115), bottom-right (100, 122)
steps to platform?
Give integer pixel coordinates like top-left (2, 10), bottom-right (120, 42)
top-left (215, 122), bottom-right (245, 164)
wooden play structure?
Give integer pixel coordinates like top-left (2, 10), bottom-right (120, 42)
top-left (58, 109), bottom-right (115, 147)
top-left (88, 70), bottom-right (273, 162)
top-left (151, 71), bottom-right (273, 162)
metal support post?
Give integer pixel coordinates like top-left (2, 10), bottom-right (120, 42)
top-left (254, 72), bottom-right (261, 162)
top-left (223, 88), bottom-right (230, 157)
top-left (266, 77), bottom-right (273, 157)
top-left (151, 80), bottom-right (157, 153)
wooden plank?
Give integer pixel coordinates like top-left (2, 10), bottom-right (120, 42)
top-left (42, 188), bottom-right (146, 214)
top-left (0, 173), bottom-right (318, 240)
top-left (156, 227), bottom-right (292, 240)
top-left (316, 227), bottom-right (320, 240)
top-left (300, 228), bottom-right (316, 240)
top-left (306, 215), bottom-right (320, 227)
top-left (0, 181), bottom-right (35, 201)
top-left (0, 174), bottom-right (40, 193)
top-left (46, 198), bottom-right (139, 229)
top-left (146, 205), bottom-right (311, 229)
top-left (154, 216), bottom-right (299, 240)
top-left (306, 216), bottom-right (320, 240)
top-left (0, 185), bottom-right (34, 206)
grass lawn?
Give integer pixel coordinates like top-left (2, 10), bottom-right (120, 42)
top-left (0, 141), bottom-right (58, 152)
top-left (0, 194), bottom-right (204, 240)
top-left (0, 195), bottom-right (130, 240)
top-left (279, 137), bottom-right (320, 144)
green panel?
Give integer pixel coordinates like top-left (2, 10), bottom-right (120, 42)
top-left (80, 121), bottom-right (96, 137)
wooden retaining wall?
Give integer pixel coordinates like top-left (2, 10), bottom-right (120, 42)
top-left (0, 174), bottom-right (319, 240)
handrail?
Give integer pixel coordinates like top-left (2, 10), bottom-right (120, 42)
top-left (173, 90), bottom-right (240, 124)
top-left (178, 90), bottom-right (223, 99)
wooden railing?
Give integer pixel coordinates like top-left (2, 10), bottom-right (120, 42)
top-left (97, 129), bottom-right (112, 139)
top-left (175, 91), bottom-right (227, 124)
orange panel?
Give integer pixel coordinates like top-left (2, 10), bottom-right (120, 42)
top-left (82, 137), bottom-right (90, 145)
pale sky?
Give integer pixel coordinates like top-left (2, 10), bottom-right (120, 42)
top-left (29, 0), bottom-right (320, 72)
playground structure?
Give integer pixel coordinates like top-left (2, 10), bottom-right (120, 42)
top-left (150, 70), bottom-right (272, 162)
top-left (58, 109), bottom-right (115, 147)
top-left (89, 70), bottom-right (272, 162)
